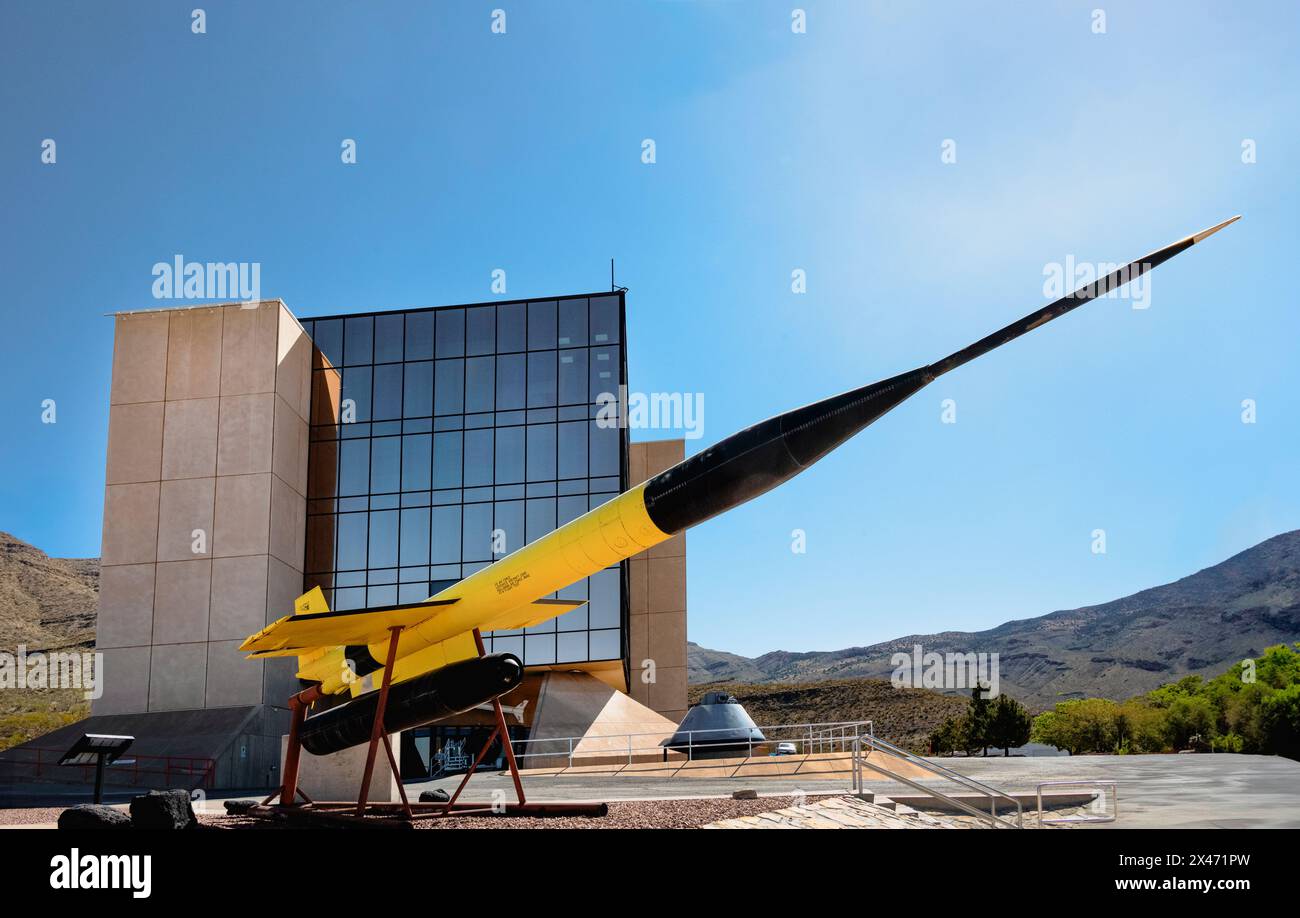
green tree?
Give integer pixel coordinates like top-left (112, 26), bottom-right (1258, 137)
top-left (967, 684), bottom-right (993, 756)
top-left (1031, 698), bottom-right (1119, 754)
top-left (1031, 710), bottom-right (1064, 751)
top-left (1164, 694), bottom-right (1216, 750)
top-left (1117, 700), bottom-right (1167, 753)
top-left (929, 716), bottom-right (965, 756)
top-left (979, 643), bottom-right (1300, 762)
top-left (1259, 683), bottom-right (1300, 760)
top-left (987, 694), bottom-right (1032, 755)
top-left (1255, 643), bottom-right (1300, 690)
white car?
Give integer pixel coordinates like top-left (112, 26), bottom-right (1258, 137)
top-left (774, 742), bottom-right (798, 755)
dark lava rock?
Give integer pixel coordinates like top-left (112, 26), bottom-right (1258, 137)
top-left (129, 789), bottom-right (197, 829)
top-left (419, 789), bottom-right (451, 803)
top-left (223, 799), bottom-right (259, 815)
top-left (58, 804), bottom-right (131, 830)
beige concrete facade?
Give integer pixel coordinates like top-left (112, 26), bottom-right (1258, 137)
top-left (90, 300), bottom-right (693, 796)
top-left (522, 670), bottom-right (680, 768)
top-left (94, 301), bottom-right (312, 717)
top-left (279, 733), bottom-right (401, 803)
top-left (627, 439), bottom-right (688, 725)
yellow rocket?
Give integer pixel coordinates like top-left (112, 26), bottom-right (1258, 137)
top-left (241, 217), bottom-right (1238, 754)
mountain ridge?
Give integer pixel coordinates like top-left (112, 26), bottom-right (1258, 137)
top-left (689, 529), bottom-right (1300, 709)
top-left (0, 531), bottom-right (98, 654)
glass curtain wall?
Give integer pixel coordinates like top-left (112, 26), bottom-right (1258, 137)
top-left (300, 293), bottom-right (628, 667)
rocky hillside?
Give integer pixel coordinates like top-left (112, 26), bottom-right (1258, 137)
top-left (690, 530), bottom-right (1300, 710)
top-left (688, 679), bottom-right (968, 753)
top-left (0, 533), bottom-right (99, 747)
top-left (687, 642), bottom-right (769, 684)
top-left (0, 532), bottom-right (98, 653)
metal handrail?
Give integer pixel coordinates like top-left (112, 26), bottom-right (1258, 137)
top-left (0, 746), bottom-right (216, 789)
top-left (485, 718), bottom-right (1025, 828)
top-left (506, 719), bottom-right (875, 767)
top-left (861, 732), bottom-right (1024, 826)
top-left (1036, 780), bottom-right (1117, 826)
top-left (852, 739), bottom-right (1020, 829)
top-left (853, 734), bottom-right (1023, 828)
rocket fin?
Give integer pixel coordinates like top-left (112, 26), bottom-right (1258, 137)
top-left (238, 597), bottom-right (460, 655)
top-left (483, 597), bottom-right (588, 632)
top-left (294, 586), bottom-right (331, 616)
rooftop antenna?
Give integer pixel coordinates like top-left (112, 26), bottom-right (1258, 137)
top-left (610, 257), bottom-right (615, 292)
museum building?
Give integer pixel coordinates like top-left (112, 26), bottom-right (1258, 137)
top-left (77, 293), bottom-right (687, 788)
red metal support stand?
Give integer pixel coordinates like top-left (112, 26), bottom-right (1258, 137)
top-left (356, 625), bottom-right (409, 817)
top-left (441, 628), bottom-right (527, 814)
top-left (263, 682), bottom-right (323, 806)
top-left (248, 624), bottom-right (605, 824)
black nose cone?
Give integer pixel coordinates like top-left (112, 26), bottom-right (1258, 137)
top-left (643, 367), bottom-right (931, 535)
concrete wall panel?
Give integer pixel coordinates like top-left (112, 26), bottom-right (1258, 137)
top-left (100, 482), bottom-right (159, 566)
top-left (152, 559), bottom-right (212, 646)
top-left (268, 474), bottom-right (306, 570)
top-left (265, 555), bottom-right (302, 626)
top-left (212, 473), bottom-right (271, 558)
top-left (95, 563), bottom-right (156, 650)
top-left (276, 305), bottom-right (312, 421)
top-left (219, 303), bottom-right (278, 396)
top-left (647, 665), bottom-right (688, 723)
top-left (272, 395), bottom-right (308, 496)
top-left (148, 641), bottom-right (207, 712)
top-left (217, 393), bottom-right (274, 476)
top-left (105, 402), bottom-right (164, 485)
top-left (646, 555), bottom-right (686, 613)
top-left (92, 646), bottom-right (152, 716)
top-left (161, 397), bottom-right (219, 480)
top-left (165, 308), bottom-right (223, 400)
top-left (156, 477), bottom-right (216, 562)
top-left (628, 440), bottom-right (687, 719)
top-left (210, 555), bottom-right (270, 642)
top-left (205, 640), bottom-right (263, 708)
top-left (110, 314), bottom-right (169, 405)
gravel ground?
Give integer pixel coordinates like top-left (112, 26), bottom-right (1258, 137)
top-left (417, 795), bottom-right (839, 829)
top-left (0, 807), bottom-right (66, 826)
top-left (195, 795), bottom-right (838, 830)
top-left (3, 796), bottom-right (1089, 829)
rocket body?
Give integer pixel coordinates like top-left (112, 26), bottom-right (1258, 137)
top-left (300, 653), bottom-right (523, 756)
top-left (299, 218), bottom-right (1238, 702)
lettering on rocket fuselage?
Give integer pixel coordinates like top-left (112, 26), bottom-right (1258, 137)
top-left (495, 571), bottom-right (531, 594)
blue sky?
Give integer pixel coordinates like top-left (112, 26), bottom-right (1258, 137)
top-left (2, 1), bottom-right (1297, 656)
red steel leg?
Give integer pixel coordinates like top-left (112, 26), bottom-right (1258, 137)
top-left (492, 697), bottom-right (526, 805)
top-left (442, 723), bottom-right (501, 814)
top-left (268, 683), bottom-right (322, 806)
top-left (355, 625), bottom-right (403, 817)
top-left (382, 733), bottom-right (412, 819)
top-left (471, 628), bottom-right (526, 804)
top-left (456, 628), bottom-right (526, 807)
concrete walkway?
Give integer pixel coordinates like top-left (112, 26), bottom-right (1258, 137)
top-left (406, 752), bottom-right (1300, 828)
top-left (705, 796), bottom-right (964, 829)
